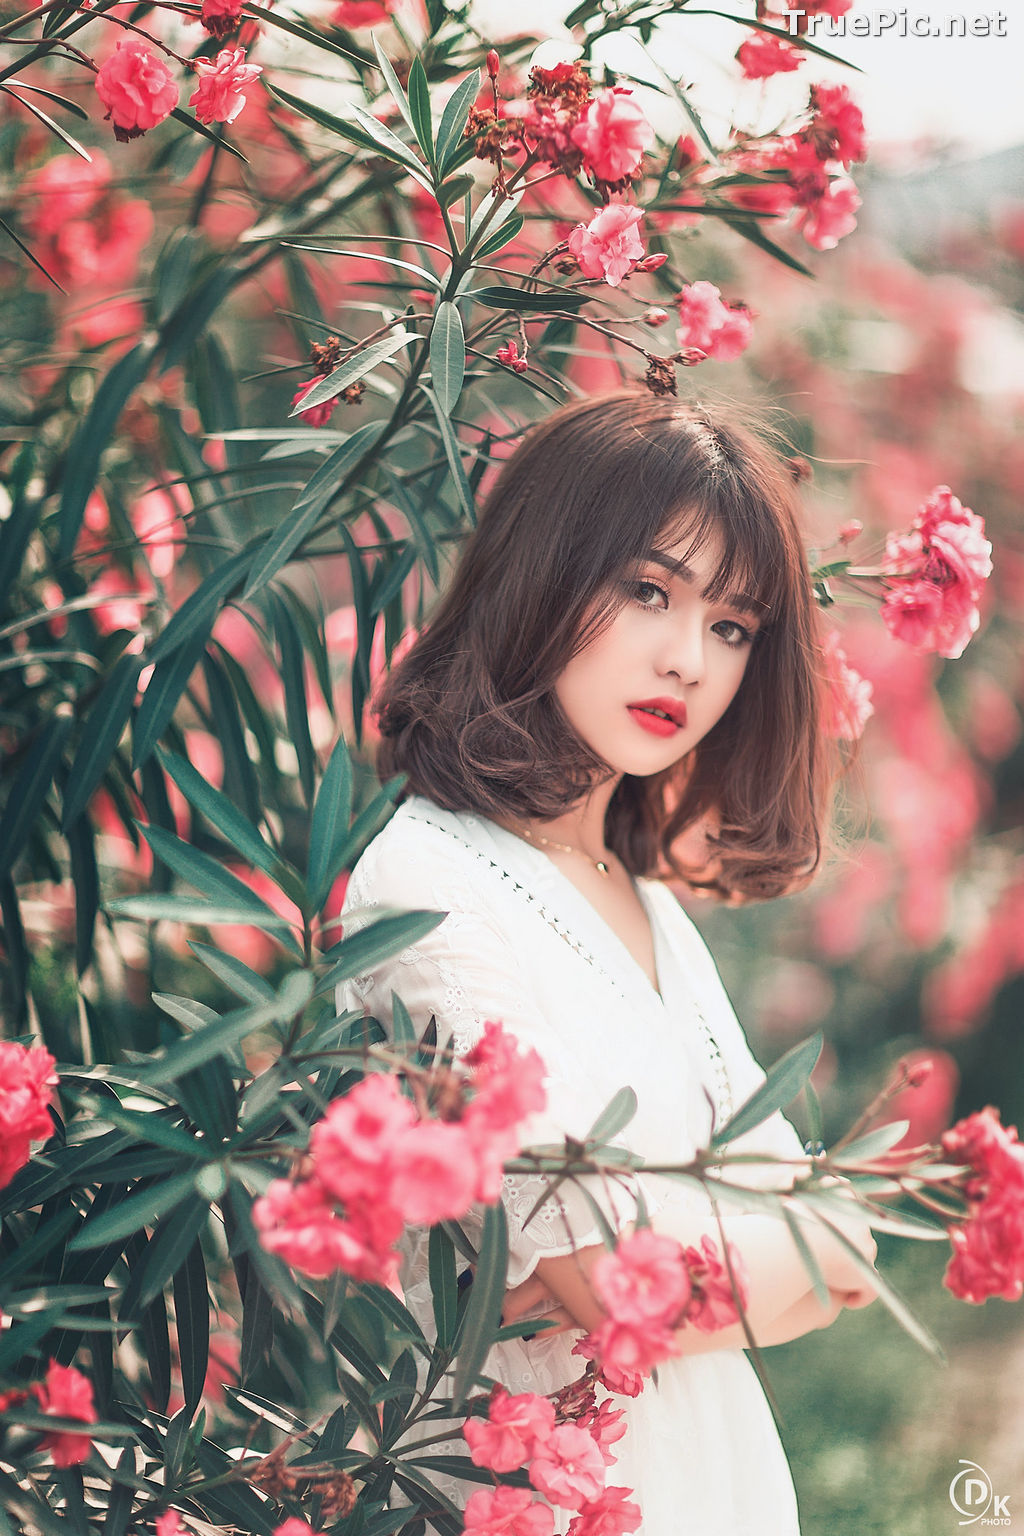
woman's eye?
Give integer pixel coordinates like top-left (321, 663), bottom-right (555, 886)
top-left (633, 580), bottom-right (669, 609)
top-left (713, 619), bottom-right (753, 647)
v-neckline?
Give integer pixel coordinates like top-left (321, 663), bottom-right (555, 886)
top-left (479, 817), bottom-right (666, 1006)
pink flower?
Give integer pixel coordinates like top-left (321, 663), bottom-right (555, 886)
top-left (578, 1399), bottom-right (627, 1464)
top-left (464, 1020), bottom-right (547, 1131)
top-left (388, 1120), bottom-right (479, 1225)
top-left (567, 1486), bottom-right (643, 1536)
top-left (568, 204), bottom-right (645, 288)
top-left (33, 1360), bottom-right (97, 1467)
top-left (274, 1522), bottom-right (324, 1536)
top-left (592, 1228), bottom-right (692, 1327)
top-left (679, 1236), bottom-right (748, 1333)
top-left (464, 1388), bottom-right (557, 1473)
top-left (200, 0), bottom-right (244, 37)
top-left (570, 88), bottom-right (654, 184)
top-left (528, 1422), bottom-right (607, 1509)
top-left (463, 1486), bottom-right (555, 1536)
top-left (292, 376), bottom-right (337, 427)
top-left (0, 1042), bottom-right (57, 1188)
top-left (793, 175), bottom-right (861, 250)
top-left (496, 338), bottom-right (529, 375)
top-left (941, 1108), bottom-right (1024, 1303)
top-left (675, 281), bottom-right (753, 362)
top-left (189, 48), bottom-right (262, 125)
top-left (822, 630), bottom-right (874, 740)
top-left (94, 36), bottom-right (178, 142)
top-left (806, 83), bottom-right (868, 168)
top-left (253, 1175), bottom-right (401, 1286)
top-left (788, 0), bottom-right (852, 14)
top-left (331, 0), bottom-right (395, 24)
top-left (736, 33), bottom-right (803, 79)
top-left (881, 486), bottom-right (992, 659)
top-left (155, 1514), bottom-right (188, 1536)
top-left (311, 1073), bottom-right (416, 1200)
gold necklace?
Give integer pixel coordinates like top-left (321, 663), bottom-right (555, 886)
top-left (514, 823), bottom-right (612, 877)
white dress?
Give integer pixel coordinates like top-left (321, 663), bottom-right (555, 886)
top-left (337, 795), bottom-right (806, 1536)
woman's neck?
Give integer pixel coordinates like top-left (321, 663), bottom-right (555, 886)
top-left (512, 774), bottom-right (622, 863)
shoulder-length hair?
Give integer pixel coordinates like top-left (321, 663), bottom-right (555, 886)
top-left (374, 389), bottom-right (839, 901)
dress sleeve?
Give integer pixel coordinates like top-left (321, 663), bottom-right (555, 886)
top-left (337, 827), bottom-right (648, 1288)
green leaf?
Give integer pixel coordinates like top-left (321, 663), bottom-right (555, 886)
top-left (121, 1197), bottom-right (209, 1314)
top-left (69, 1172), bottom-right (199, 1250)
top-left (174, 1236), bottom-right (211, 1416)
top-left (132, 625), bottom-right (212, 773)
top-left (835, 1121), bottom-right (911, 1162)
top-left (156, 747), bottom-right (276, 874)
top-left (407, 57), bottom-right (434, 162)
top-left (77, 1099), bottom-right (202, 1158)
top-left (585, 1086), bottom-right (638, 1145)
top-left (334, 772), bottom-right (405, 869)
top-left (148, 549), bottom-right (253, 665)
top-left (0, 445), bottom-right (38, 607)
top-left (429, 301), bottom-right (466, 417)
top-left (435, 70), bottom-right (480, 173)
top-left (320, 909), bottom-right (445, 992)
top-left (140, 824), bottom-right (287, 922)
top-left (373, 35), bottom-right (418, 144)
top-left (436, 173), bottom-right (475, 209)
top-left (136, 995), bottom-right (285, 1086)
top-left (308, 735), bottom-right (354, 911)
top-left (451, 1202), bottom-right (508, 1410)
top-left (202, 651), bottom-right (262, 825)
top-left (780, 1202), bottom-right (829, 1307)
top-left (474, 212), bottom-right (525, 261)
top-left (730, 214), bottom-right (815, 279)
top-left (67, 815), bottom-right (99, 976)
top-left (62, 654), bottom-right (143, 832)
top-left (107, 895), bottom-right (295, 938)
top-left (422, 388), bottom-right (475, 520)
top-left (288, 334), bottom-right (416, 417)
top-left (58, 341), bottom-right (156, 559)
top-left (189, 941), bottom-right (276, 1004)
top-left (467, 284), bottom-right (589, 313)
top-left (712, 1033), bottom-right (823, 1148)
top-left (428, 1224), bottom-right (458, 1351)
top-left (242, 420), bottom-right (386, 600)
top-left (270, 592), bottom-right (316, 808)
top-left (0, 713), bottom-right (73, 879)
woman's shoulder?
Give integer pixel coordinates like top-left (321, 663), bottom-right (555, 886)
top-left (343, 795), bottom-right (503, 913)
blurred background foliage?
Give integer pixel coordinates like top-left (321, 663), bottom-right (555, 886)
top-left (1, 0), bottom-right (1023, 1526)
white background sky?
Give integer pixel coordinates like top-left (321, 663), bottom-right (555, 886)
top-left (468, 0), bottom-right (1024, 158)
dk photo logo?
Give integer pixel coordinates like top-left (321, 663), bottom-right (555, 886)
top-left (949, 1459), bottom-right (1012, 1527)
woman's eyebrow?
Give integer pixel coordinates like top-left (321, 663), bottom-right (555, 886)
top-left (644, 549), bottom-right (767, 616)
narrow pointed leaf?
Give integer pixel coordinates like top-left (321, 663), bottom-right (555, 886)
top-left (132, 626), bottom-right (212, 772)
top-left (148, 549), bottom-right (253, 665)
top-left (68, 815), bottom-right (99, 976)
top-left (62, 654), bottom-right (143, 831)
top-left (68, 1172), bottom-right (199, 1250)
top-left (712, 1033), bottom-right (823, 1147)
top-left (287, 335), bottom-right (415, 417)
top-left (140, 823), bottom-right (286, 920)
top-left (320, 909), bottom-right (445, 991)
top-left (422, 388), bottom-right (475, 520)
top-left (0, 714), bottom-right (73, 878)
top-left (428, 1224), bottom-right (458, 1350)
top-left (156, 747), bottom-right (276, 873)
top-left (429, 301), bottom-right (465, 417)
top-left (585, 1086), bottom-right (638, 1146)
top-left (407, 57), bottom-right (434, 161)
top-left (243, 420), bottom-right (386, 599)
top-left (58, 341), bottom-right (156, 559)
top-left (174, 1236), bottom-right (211, 1416)
top-left (308, 734), bottom-right (355, 910)
top-left (435, 70), bottom-right (480, 172)
top-left (188, 940), bottom-right (276, 1003)
top-left (373, 35), bottom-right (416, 141)
top-left (452, 1202), bottom-right (508, 1409)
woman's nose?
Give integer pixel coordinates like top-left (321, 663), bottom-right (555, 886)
top-left (659, 619), bottom-right (707, 686)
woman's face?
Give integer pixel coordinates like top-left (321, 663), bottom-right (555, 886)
top-left (554, 525), bottom-right (764, 779)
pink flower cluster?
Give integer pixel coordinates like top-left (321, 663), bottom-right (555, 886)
top-left (822, 629), bottom-right (874, 741)
top-left (0, 1041), bottom-right (57, 1188)
top-left (736, 32), bottom-right (803, 80)
top-left (462, 1385), bottom-right (639, 1536)
top-left (941, 1108), bottom-right (1024, 1304)
top-left (881, 486), bottom-right (993, 660)
top-left (674, 281), bottom-right (753, 363)
top-left (254, 1023), bottom-right (546, 1286)
top-left (33, 1360), bottom-right (97, 1467)
top-left (727, 82), bottom-right (867, 249)
top-left (569, 88), bottom-right (655, 186)
top-left (574, 1230), bottom-right (747, 1396)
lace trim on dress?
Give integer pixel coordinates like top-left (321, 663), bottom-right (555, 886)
top-left (406, 808), bottom-right (735, 1129)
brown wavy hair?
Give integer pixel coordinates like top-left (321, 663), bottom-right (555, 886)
top-left (374, 390), bottom-right (839, 900)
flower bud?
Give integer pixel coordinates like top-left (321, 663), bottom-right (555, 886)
top-left (634, 252), bottom-right (668, 273)
top-left (643, 307), bottom-right (669, 327)
top-left (838, 518), bottom-right (863, 545)
top-left (486, 48), bottom-right (499, 80)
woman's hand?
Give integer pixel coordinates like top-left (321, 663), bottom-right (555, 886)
top-left (502, 1270), bottom-right (581, 1338)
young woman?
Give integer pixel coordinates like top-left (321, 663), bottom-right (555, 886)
top-left (336, 391), bottom-right (879, 1535)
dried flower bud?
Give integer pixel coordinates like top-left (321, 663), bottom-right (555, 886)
top-left (486, 48), bottom-right (499, 80)
top-left (644, 355), bottom-right (677, 396)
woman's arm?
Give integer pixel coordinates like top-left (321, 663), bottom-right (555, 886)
top-left (507, 1204), bottom-right (879, 1352)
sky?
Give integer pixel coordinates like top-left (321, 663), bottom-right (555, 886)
top-left (468, 0), bottom-right (1024, 158)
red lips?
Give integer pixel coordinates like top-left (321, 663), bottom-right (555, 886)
top-left (628, 696), bottom-right (688, 728)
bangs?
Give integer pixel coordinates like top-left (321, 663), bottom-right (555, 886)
top-left (656, 491), bottom-right (788, 623)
